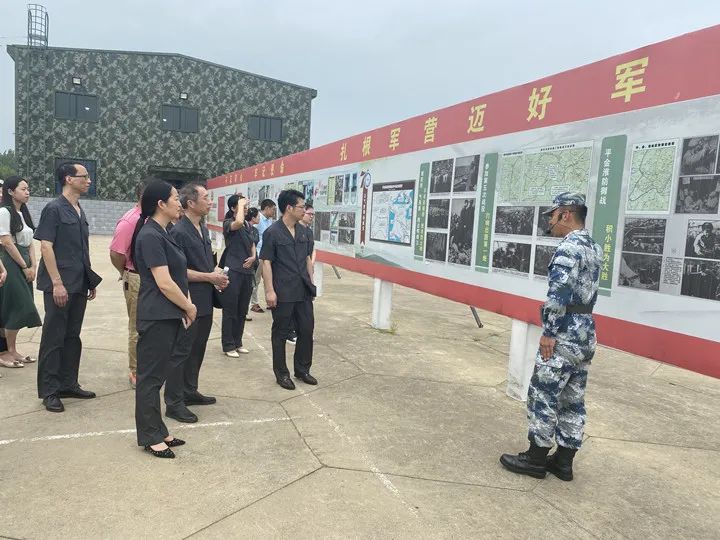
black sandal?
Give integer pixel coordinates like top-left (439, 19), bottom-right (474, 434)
top-left (165, 437), bottom-right (185, 448)
top-left (144, 445), bottom-right (175, 458)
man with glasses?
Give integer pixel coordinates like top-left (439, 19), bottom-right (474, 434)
top-left (34, 162), bottom-right (102, 413)
top-left (260, 189), bottom-right (317, 390)
top-left (500, 192), bottom-right (602, 481)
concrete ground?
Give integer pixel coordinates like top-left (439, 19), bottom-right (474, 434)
top-left (0, 236), bottom-right (718, 540)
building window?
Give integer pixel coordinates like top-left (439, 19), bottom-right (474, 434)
top-left (54, 158), bottom-right (97, 197)
top-left (248, 115), bottom-right (284, 142)
top-left (54, 91), bottom-right (99, 122)
top-left (161, 105), bottom-right (199, 133)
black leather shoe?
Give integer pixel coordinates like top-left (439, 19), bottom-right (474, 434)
top-left (276, 375), bottom-right (296, 390)
top-left (500, 443), bottom-right (550, 479)
top-left (546, 446), bottom-right (577, 481)
top-left (165, 406), bottom-right (198, 423)
top-left (165, 437), bottom-right (186, 448)
top-left (42, 395), bottom-right (64, 413)
top-left (144, 445), bottom-right (175, 458)
top-left (294, 372), bottom-right (318, 385)
top-left (57, 387), bottom-right (96, 399)
top-left (184, 392), bottom-right (217, 406)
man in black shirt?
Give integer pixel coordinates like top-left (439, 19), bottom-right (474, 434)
top-left (166, 184), bottom-right (229, 421)
top-left (260, 189), bottom-right (317, 390)
top-left (34, 162), bottom-right (102, 412)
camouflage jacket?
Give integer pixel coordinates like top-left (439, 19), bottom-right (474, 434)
top-left (541, 229), bottom-right (603, 359)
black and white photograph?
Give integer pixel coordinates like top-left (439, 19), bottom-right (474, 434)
top-left (334, 175), bottom-right (344, 205)
top-left (681, 258), bottom-right (720, 301)
top-left (452, 154), bottom-right (480, 192)
top-left (338, 212), bottom-right (356, 228)
top-left (313, 211), bottom-right (331, 241)
top-left (302, 180), bottom-right (314, 206)
top-left (618, 253), bottom-right (662, 291)
top-left (679, 135), bottom-right (719, 176)
top-left (342, 173), bottom-right (352, 203)
top-left (495, 206), bottom-right (534, 236)
top-left (430, 158), bottom-right (453, 194)
top-left (622, 218), bottom-right (667, 255)
top-left (349, 173), bottom-right (359, 205)
top-left (685, 220), bottom-right (720, 260)
top-left (338, 228), bottom-right (355, 245)
top-left (675, 175), bottom-right (720, 214)
top-left (492, 241), bottom-right (531, 273)
top-left (425, 231), bottom-right (448, 262)
top-left (427, 199), bottom-right (450, 229)
top-left (536, 206), bottom-right (553, 237)
top-left (533, 244), bottom-right (556, 276)
top-left (448, 199), bottom-right (475, 265)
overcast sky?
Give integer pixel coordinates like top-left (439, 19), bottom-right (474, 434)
top-left (1, 0), bottom-right (719, 154)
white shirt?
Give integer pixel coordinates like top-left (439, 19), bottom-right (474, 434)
top-left (0, 206), bottom-right (34, 247)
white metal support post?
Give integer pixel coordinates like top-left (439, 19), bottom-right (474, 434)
top-left (371, 278), bottom-right (393, 330)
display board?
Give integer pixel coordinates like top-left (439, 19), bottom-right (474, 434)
top-left (208, 26), bottom-right (720, 378)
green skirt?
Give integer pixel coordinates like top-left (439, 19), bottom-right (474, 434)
top-left (0, 244), bottom-right (42, 331)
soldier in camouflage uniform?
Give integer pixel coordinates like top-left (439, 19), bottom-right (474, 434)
top-left (500, 192), bottom-right (602, 481)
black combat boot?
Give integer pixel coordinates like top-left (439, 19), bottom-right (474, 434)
top-left (499, 442), bottom-right (550, 478)
top-left (546, 445), bottom-right (577, 481)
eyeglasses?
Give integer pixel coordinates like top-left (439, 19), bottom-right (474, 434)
top-left (70, 174), bottom-right (90, 179)
top-left (293, 204), bottom-right (306, 210)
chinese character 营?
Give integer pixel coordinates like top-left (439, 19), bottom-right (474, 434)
top-left (424, 117), bottom-right (438, 144)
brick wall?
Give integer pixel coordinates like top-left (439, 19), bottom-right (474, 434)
top-left (26, 197), bottom-right (135, 236)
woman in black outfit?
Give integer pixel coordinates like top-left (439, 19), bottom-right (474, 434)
top-left (221, 195), bottom-right (256, 357)
top-left (130, 180), bottom-right (197, 458)
top-left (244, 207), bottom-right (260, 322)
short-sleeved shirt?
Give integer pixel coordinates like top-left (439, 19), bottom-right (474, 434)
top-left (259, 220), bottom-right (315, 303)
top-left (255, 214), bottom-right (273, 254)
top-left (170, 216), bottom-right (215, 317)
top-left (34, 196), bottom-right (92, 294)
top-left (110, 206), bottom-right (141, 271)
top-left (134, 219), bottom-right (189, 321)
top-left (0, 206), bottom-right (34, 247)
top-left (222, 218), bottom-right (255, 275)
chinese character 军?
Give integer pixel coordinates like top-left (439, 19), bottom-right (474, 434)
top-left (527, 85), bottom-right (553, 121)
top-left (611, 56), bottom-right (649, 103)
top-left (362, 136), bottom-right (372, 157)
top-left (424, 117), bottom-right (438, 144)
top-left (467, 103), bottom-right (487, 133)
top-left (340, 142), bottom-right (348, 162)
top-left (389, 127), bottom-right (401, 151)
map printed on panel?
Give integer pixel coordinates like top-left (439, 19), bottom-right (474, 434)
top-left (626, 140), bottom-right (677, 213)
top-left (497, 142), bottom-right (593, 204)
top-left (370, 181), bottom-right (415, 245)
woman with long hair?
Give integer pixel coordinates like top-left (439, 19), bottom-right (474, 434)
top-left (0, 176), bottom-right (42, 369)
top-left (130, 180), bottom-right (196, 458)
top-left (220, 194), bottom-right (256, 357)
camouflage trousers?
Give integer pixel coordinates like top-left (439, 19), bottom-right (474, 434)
top-left (527, 352), bottom-right (590, 450)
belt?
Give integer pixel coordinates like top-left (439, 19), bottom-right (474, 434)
top-left (565, 304), bottom-right (593, 314)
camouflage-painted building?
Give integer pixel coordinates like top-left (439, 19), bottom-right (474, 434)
top-left (7, 44), bottom-right (316, 204)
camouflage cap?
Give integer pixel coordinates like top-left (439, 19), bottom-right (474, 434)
top-left (542, 192), bottom-right (587, 215)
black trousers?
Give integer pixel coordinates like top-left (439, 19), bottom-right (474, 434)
top-left (164, 314), bottom-right (213, 407)
top-left (271, 299), bottom-right (314, 378)
top-left (135, 318), bottom-right (183, 446)
top-left (221, 271), bottom-right (253, 352)
top-left (37, 293), bottom-right (88, 398)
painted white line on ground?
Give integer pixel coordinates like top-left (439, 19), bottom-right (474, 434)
top-left (0, 418), bottom-right (295, 446)
top-left (248, 332), bottom-right (420, 519)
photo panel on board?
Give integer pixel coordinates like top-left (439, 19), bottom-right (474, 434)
top-left (425, 231), bottom-right (448, 262)
top-left (679, 135), bottom-right (719, 176)
top-left (681, 258), bottom-right (720, 301)
top-left (430, 159), bottom-right (453, 194)
top-left (533, 244), bottom-right (557, 277)
top-left (494, 206), bottom-right (534, 236)
top-left (452, 154), bottom-right (480, 192)
top-left (448, 198), bottom-right (475, 265)
top-left (674, 175), bottom-right (720, 214)
top-left (427, 199), bottom-right (450, 229)
top-left (622, 217), bottom-right (667, 255)
top-left (492, 241), bottom-right (531, 273)
top-left (618, 253), bottom-right (662, 291)
top-left (685, 220), bottom-right (720, 259)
